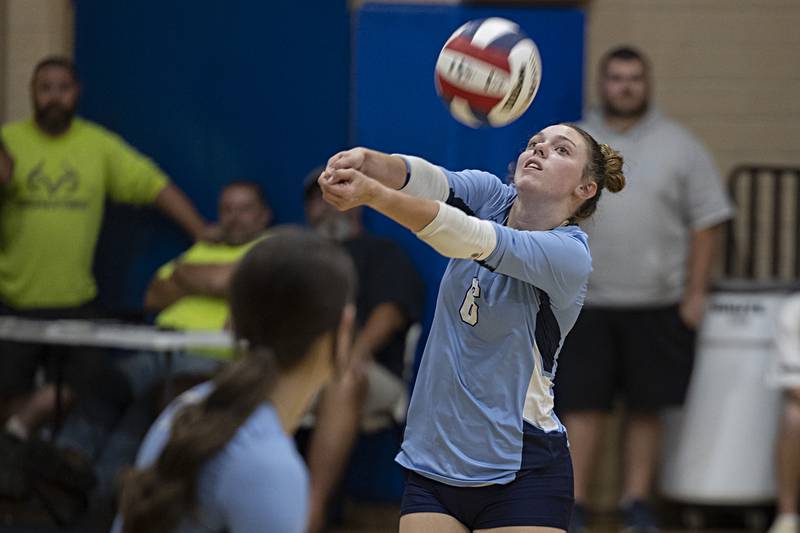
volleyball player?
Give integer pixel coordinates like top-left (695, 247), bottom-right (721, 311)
top-left (319, 123), bottom-right (625, 532)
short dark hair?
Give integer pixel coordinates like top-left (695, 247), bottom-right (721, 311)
top-left (223, 180), bottom-right (270, 210)
top-left (32, 56), bottom-right (79, 83)
top-left (599, 46), bottom-right (649, 77)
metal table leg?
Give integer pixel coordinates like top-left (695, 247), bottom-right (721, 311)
top-left (163, 350), bottom-right (174, 402)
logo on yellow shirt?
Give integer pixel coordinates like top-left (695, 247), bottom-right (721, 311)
top-left (27, 160), bottom-right (79, 196)
top-left (13, 160), bottom-right (87, 209)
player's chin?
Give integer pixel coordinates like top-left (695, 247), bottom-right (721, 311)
top-left (513, 176), bottom-right (545, 196)
top-left (514, 171), bottom-right (541, 187)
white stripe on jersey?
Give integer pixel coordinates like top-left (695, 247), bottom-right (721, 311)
top-left (522, 341), bottom-right (560, 432)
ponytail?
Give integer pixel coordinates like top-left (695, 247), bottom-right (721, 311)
top-left (119, 349), bottom-right (279, 533)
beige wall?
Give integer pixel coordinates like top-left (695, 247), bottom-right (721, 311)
top-left (0, 0), bottom-right (73, 123)
top-left (584, 1), bottom-right (800, 508)
top-left (586, 0), bottom-right (800, 180)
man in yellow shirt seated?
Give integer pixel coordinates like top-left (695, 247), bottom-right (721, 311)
top-left (112, 179), bottom-right (271, 399)
top-left (146, 180), bottom-right (271, 336)
top-left (0, 56), bottom-right (211, 449)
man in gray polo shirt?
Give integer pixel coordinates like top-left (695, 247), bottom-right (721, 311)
top-left (555, 46), bottom-right (733, 533)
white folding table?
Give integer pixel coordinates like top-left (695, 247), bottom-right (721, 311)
top-left (0, 316), bottom-right (233, 432)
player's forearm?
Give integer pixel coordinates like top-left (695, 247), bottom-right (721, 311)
top-left (369, 184), bottom-right (496, 261)
top-left (306, 375), bottom-right (366, 532)
top-left (361, 149), bottom-right (408, 190)
top-left (173, 264), bottom-right (235, 298)
top-left (684, 224), bottom-right (722, 297)
top-left (368, 184), bottom-right (440, 232)
top-left (353, 303), bottom-right (407, 358)
top-left (154, 184), bottom-right (207, 241)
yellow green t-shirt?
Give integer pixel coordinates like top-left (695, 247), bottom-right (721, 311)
top-left (154, 238), bottom-right (262, 334)
top-left (0, 118), bottom-right (169, 309)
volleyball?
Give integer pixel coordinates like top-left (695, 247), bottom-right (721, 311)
top-left (434, 18), bottom-right (542, 128)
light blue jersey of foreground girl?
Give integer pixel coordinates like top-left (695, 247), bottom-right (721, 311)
top-left (396, 167), bottom-right (592, 487)
top-left (112, 382), bottom-right (308, 533)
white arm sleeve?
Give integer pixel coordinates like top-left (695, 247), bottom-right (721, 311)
top-left (393, 154), bottom-right (449, 201)
top-left (415, 201), bottom-right (497, 260)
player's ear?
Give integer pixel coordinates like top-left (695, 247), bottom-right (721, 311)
top-left (575, 181), bottom-right (597, 201)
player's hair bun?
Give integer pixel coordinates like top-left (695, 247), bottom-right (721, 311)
top-left (600, 144), bottom-right (625, 193)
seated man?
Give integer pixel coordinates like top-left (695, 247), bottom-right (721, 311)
top-left (52, 180), bottom-right (272, 510)
top-left (301, 169), bottom-right (425, 532)
top-left (146, 180), bottom-right (272, 337)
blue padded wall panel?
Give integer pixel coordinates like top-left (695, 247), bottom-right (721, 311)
top-left (75, 1), bottom-right (350, 309)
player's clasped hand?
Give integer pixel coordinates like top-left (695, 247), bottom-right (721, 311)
top-left (318, 168), bottom-right (377, 212)
top-left (324, 147), bottom-right (368, 176)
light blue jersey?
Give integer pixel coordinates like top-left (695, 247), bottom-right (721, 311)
top-left (396, 168), bottom-right (591, 487)
top-left (111, 382), bottom-right (308, 533)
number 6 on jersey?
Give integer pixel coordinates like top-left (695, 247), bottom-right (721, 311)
top-left (460, 277), bottom-right (481, 326)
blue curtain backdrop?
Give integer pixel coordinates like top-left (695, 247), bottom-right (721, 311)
top-left (75, 2), bottom-right (583, 328)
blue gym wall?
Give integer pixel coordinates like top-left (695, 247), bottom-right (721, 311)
top-left (76, 2), bottom-right (584, 334)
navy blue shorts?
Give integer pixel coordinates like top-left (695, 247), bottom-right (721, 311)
top-left (555, 305), bottom-right (696, 413)
top-left (400, 450), bottom-right (574, 530)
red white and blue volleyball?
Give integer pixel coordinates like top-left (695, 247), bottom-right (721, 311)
top-left (435, 18), bottom-right (542, 128)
